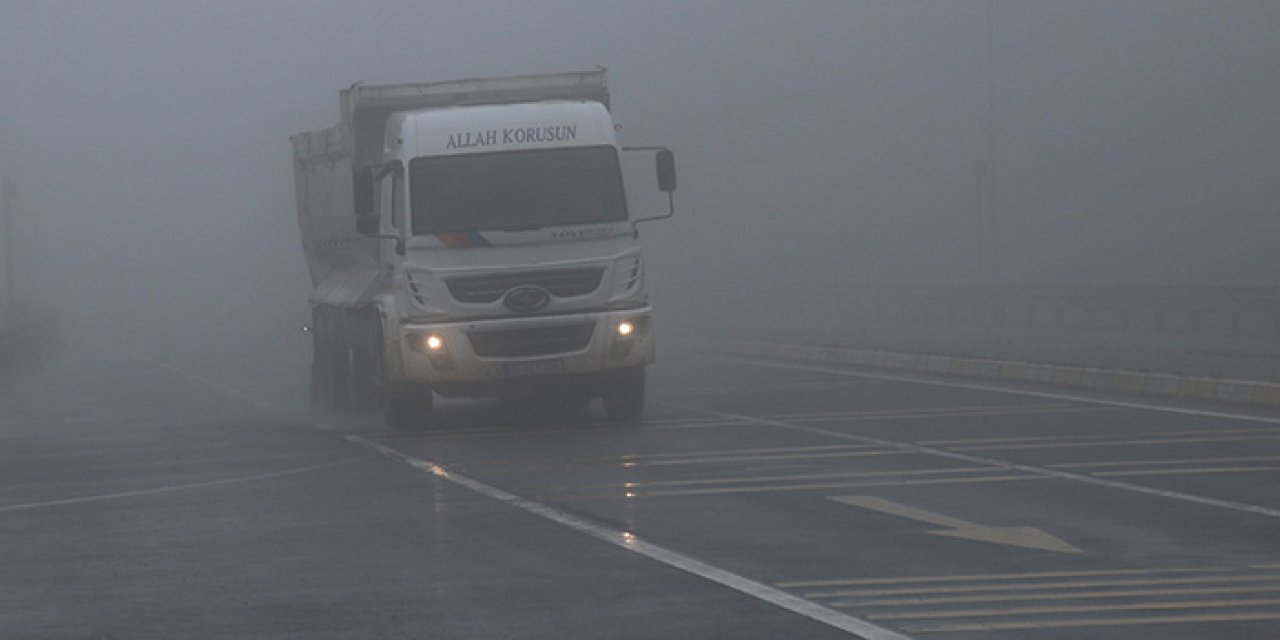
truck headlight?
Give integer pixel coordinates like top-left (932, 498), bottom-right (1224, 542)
top-left (611, 317), bottom-right (648, 358)
top-left (425, 334), bottom-right (444, 352)
top-left (410, 332), bottom-right (453, 369)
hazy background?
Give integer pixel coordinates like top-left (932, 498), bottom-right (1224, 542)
top-left (2, 0), bottom-right (1279, 335)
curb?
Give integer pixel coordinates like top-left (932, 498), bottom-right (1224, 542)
top-left (693, 337), bottom-right (1280, 409)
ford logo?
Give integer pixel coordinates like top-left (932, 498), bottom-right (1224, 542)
top-left (503, 285), bottom-right (551, 314)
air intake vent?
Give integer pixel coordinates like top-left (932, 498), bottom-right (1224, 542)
top-left (467, 323), bottom-right (595, 358)
top-left (447, 268), bottom-right (605, 304)
top-left (624, 257), bottom-right (642, 291)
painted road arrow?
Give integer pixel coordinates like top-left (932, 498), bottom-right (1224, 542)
top-left (829, 495), bottom-right (1082, 554)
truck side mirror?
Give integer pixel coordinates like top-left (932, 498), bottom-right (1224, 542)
top-left (353, 167), bottom-right (375, 217)
top-left (355, 214), bottom-right (379, 235)
top-left (656, 149), bottom-right (677, 193)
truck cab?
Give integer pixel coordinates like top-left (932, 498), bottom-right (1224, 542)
top-left (291, 70), bottom-right (675, 428)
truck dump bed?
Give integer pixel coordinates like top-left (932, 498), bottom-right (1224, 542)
top-left (303, 69), bottom-right (610, 169)
top-left (340, 69), bottom-right (609, 123)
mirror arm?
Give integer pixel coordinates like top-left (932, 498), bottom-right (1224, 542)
top-left (376, 233), bottom-right (405, 256)
top-left (360, 227), bottom-right (405, 255)
top-left (634, 192), bottom-right (675, 225)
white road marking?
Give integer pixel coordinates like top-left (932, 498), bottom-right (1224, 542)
top-left (342, 434), bottom-right (914, 640)
top-left (672, 401), bottom-right (1280, 520)
top-left (829, 495), bottom-right (1081, 554)
top-left (0, 459), bottom-right (355, 513)
top-left (80, 346), bottom-right (912, 637)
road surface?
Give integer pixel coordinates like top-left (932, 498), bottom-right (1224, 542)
top-left (3, 325), bottom-right (1279, 639)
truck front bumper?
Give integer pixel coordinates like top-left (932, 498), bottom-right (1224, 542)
top-left (393, 308), bottom-right (654, 392)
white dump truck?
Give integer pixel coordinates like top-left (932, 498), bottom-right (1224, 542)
top-left (290, 69), bottom-right (675, 427)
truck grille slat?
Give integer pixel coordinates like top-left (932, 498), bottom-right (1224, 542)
top-left (468, 323), bottom-right (595, 358)
top-left (447, 268), bottom-right (605, 304)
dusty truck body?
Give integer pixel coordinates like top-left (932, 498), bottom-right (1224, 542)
top-left (290, 70), bottom-right (675, 426)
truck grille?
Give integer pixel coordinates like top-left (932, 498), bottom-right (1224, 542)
top-left (467, 323), bottom-right (595, 358)
top-left (446, 268), bottom-right (605, 304)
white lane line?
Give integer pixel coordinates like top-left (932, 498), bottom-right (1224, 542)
top-left (342, 433), bottom-right (913, 640)
top-left (670, 403), bottom-right (1280, 520)
top-left (0, 458), bottom-right (356, 513)
top-left (696, 353), bottom-right (1280, 426)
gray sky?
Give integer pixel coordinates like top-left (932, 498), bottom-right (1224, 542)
top-left (2, 0), bottom-right (1279, 323)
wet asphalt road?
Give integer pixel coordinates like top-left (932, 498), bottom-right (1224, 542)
top-left (3, 328), bottom-right (1280, 639)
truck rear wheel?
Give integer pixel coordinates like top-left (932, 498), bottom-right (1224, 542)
top-left (310, 307), bottom-right (351, 411)
top-left (386, 383), bottom-right (434, 430)
top-left (602, 367), bottom-right (645, 423)
top-left (345, 307), bottom-right (383, 412)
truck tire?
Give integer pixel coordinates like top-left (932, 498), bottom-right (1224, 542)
top-left (311, 307), bottom-right (351, 411)
top-left (386, 383), bottom-right (434, 430)
top-left (602, 367), bottom-right (645, 423)
top-left (345, 308), bottom-right (382, 412)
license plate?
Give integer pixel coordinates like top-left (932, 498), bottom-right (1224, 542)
top-left (502, 359), bottom-right (565, 377)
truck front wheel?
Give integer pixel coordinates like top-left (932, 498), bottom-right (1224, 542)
top-left (602, 367), bottom-right (645, 423)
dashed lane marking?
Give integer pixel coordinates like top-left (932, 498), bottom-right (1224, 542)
top-left (1050, 454), bottom-right (1280, 469)
top-left (786, 405), bottom-right (1115, 424)
top-left (871, 597), bottom-right (1280, 621)
top-left (628, 448), bottom-right (913, 467)
top-left (850, 583), bottom-right (1280, 608)
top-left (792, 565), bottom-right (1280, 633)
top-left (624, 443), bottom-right (883, 460)
top-left (907, 611), bottom-right (1280, 633)
top-left (624, 466), bottom-right (996, 489)
top-left (947, 433), bottom-right (1280, 453)
top-left (808, 572), bottom-right (1280, 599)
top-left (635, 474), bottom-right (1037, 498)
top-left (1094, 465), bottom-right (1280, 478)
top-left (779, 565), bottom-right (1280, 589)
top-left (661, 380), bottom-right (884, 396)
top-left (919, 426), bottom-right (1280, 447)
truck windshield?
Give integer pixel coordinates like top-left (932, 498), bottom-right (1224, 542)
top-left (409, 145), bottom-right (628, 234)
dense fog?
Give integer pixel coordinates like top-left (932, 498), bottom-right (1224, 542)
top-left (2, 0), bottom-right (1279, 340)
